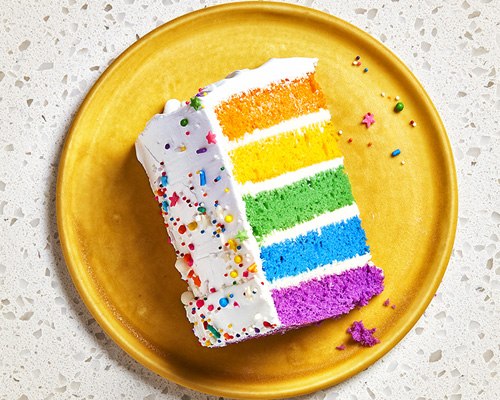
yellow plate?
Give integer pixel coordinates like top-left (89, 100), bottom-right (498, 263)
top-left (57, 2), bottom-right (457, 398)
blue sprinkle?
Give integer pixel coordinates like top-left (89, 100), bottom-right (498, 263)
top-left (219, 297), bottom-right (229, 307)
top-left (161, 175), bottom-right (168, 187)
top-left (229, 294), bottom-right (234, 298)
top-left (363, 68), bottom-right (368, 73)
top-left (199, 169), bottom-right (206, 186)
top-left (214, 175), bottom-right (221, 182)
top-left (161, 201), bottom-right (169, 212)
top-left (212, 220), bottom-right (217, 224)
top-left (391, 149), bottom-right (401, 157)
top-left (200, 230), bottom-right (205, 234)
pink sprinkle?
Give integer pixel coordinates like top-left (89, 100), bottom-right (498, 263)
top-left (336, 344), bottom-right (346, 351)
top-left (168, 192), bottom-right (180, 207)
top-left (362, 112), bottom-right (376, 128)
top-left (233, 301), bottom-right (240, 307)
top-left (188, 243), bottom-right (195, 251)
top-left (207, 304), bottom-right (214, 311)
top-left (383, 298), bottom-right (390, 307)
top-left (196, 299), bottom-right (204, 308)
top-left (206, 130), bottom-right (217, 144)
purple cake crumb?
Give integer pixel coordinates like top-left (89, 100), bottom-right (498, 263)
top-left (383, 298), bottom-right (390, 307)
top-left (347, 320), bottom-right (380, 347)
top-left (336, 344), bottom-right (346, 351)
top-left (391, 304), bottom-right (396, 309)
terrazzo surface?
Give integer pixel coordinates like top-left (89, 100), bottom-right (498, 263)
top-left (0, 0), bottom-right (499, 399)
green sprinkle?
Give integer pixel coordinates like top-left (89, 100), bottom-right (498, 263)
top-left (180, 118), bottom-right (189, 126)
top-left (235, 230), bottom-right (249, 242)
top-left (206, 324), bottom-right (220, 338)
top-left (197, 206), bottom-right (206, 213)
top-left (394, 102), bottom-right (404, 113)
top-left (190, 96), bottom-right (202, 111)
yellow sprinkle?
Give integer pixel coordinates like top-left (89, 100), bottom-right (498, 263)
top-left (247, 263), bottom-right (258, 273)
top-left (187, 221), bottom-right (198, 231)
top-left (204, 340), bottom-right (211, 346)
top-left (180, 145), bottom-right (186, 152)
top-left (224, 188), bottom-right (230, 193)
top-left (234, 255), bottom-right (243, 263)
top-left (228, 324), bottom-right (233, 329)
top-left (228, 239), bottom-right (237, 251)
top-left (230, 270), bottom-right (238, 278)
top-left (224, 214), bottom-right (234, 223)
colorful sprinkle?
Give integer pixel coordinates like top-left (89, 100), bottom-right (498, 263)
top-left (160, 175), bottom-right (168, 187)
top-left (394, 102), bottom-right (404, 112)
top-left (207, 324), bottom-right (220, 338)
top-left (247, 263), bottom-right (258, 273)
top-left (161, 201), bottom-right (169, 212)
top-left (229, 270), bottom-right (238, 278)
top-left (214, 175), bottom-right (222, 182)
top-left (196, 299), bottom-right (204, 308)
top-left (363, 68), bottom-right (368, 73)
top-left (338, 130), bottom-right (343, 135)
top-left (178, 225), bottom-right (187, 234)
top-left (187, 221), bottom-right (198, 231)
top-left (206, 130), bottom-right (217, 144)
top-left (355, 55), bottom-right (360, 61)
top-left (391, 149), bottom-right (401, 157)
top-left (164, 143), bottom-right (170, 149)
top-left (234, 255), bottom-right (243, 263)
top-left (168, 192), bottom-right (180, 207)
top-left (348, 138), bottom-right (353, 143)
top-left (197, 206), bottom-right (206, 213)
top-left (410, 120), bottom-right (417, 127)
top-left (180, 118), bottom-right (188, 126)
top-left (219, 297), bottom-right (229, 307)
top-left (199, 169), bottom-right (206, 186)
top-left (196, 147), bottom-right (207, 154)
top-left (224, 215), bottom-right (234, 223)
top-left (235, 230), bottom-right (249, 242)
top-left (189, 96), bottom-right (202, 110)
top-left (362, 112), bottom-right (375, 128)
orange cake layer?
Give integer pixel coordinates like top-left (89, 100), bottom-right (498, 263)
top-left (215, 73), bottom-right (327, 141)
top-left (229, 122), bottom-right (342, 184)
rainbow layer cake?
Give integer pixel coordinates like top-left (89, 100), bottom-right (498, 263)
top-left (135, 58), bottom-right (384, 347)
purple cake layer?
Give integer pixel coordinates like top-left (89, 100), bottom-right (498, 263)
top-left (271, 264), bottom-right (384, 327)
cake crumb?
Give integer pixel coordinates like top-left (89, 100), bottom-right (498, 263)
top-left (336, 344), bottom-right (346, 351)
top-left (383, 298), bottom-right (390, 307)
top-left (391, 304), bottom-right (397, 309)
top-left (347, 321), bottom-right (380, 347)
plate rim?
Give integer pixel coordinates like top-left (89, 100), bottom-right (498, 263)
top-left (56, 2), bottom-right (458, 398)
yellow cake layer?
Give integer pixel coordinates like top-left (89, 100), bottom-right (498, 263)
top-left (229, 121), bottom-right (342, 184)
top-left (214, 73), bottom-right (327, 141)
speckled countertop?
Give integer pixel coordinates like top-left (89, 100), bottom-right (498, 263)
top-left (1, 0), bottom-right (499, 399)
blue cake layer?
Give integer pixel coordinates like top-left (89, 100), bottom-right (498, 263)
top-left (260, 216), bottom-right (370, 282)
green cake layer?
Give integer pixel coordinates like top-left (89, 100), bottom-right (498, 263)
top-left (243, 166), bottom-right (354, 240)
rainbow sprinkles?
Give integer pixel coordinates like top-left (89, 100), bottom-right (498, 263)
top-left (135, 58), bottom-right (384, 347)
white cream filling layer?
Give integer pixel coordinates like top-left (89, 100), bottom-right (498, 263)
top-left (239, 157), bottom-right (345, 196)
top-left (260, 203), bottom-right (360, 247)
top-left (269, 254), bottom-right (373, 290)
top-left (225, 109), bottom-right (331, 151)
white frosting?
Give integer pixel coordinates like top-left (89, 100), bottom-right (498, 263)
top-left (239, 157), bottom-right (345, 196)
top-left (270, 254), bottom-right (372, 290)
top-left (225, 109), bottom-right (331, 151)
top-left (260, 203), bottom-right (361, 247)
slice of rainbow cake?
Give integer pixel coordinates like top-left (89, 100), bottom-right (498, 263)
top-left (136, 58), bottom-right (384, 347)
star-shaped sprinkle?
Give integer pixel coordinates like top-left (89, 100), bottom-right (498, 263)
top-left (189, 96), bottom-right (202, 111)
top-left (206, 130), bottom-right (216, 144)
top-left (168, 191), bottom-right (180, 207)
top-left (235, 230), bottom-right (249, 242)
top-left (362, 112), bottom-right (375, 128)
